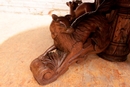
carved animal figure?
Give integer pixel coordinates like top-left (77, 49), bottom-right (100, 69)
top-left (50, 13), bottom-right (110, 54)
top-left (66, 0), bottom-right (115, 22)
top-left (66, 0), bottom-right (107, 21)
top-left (30, 0), bottom-right (130, 85)
top-left (66, 1), bottom-right (95, 21)
top-left (30, 12), bottom-right (110, 85)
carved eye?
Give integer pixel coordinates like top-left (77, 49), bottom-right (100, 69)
top-left (59, 21), bottom-right (67, 28)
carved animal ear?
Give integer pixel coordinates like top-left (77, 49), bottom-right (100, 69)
top-left (52, 14), bottom-right (58, 21)
top-left (65, 15), bottom-right (71, 20)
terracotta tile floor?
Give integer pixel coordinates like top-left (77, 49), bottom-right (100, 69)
top-left (0, 13), bottom-right (130, 87)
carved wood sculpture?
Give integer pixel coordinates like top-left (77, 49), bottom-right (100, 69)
top-left (30, 0), bottom-right (130, 85)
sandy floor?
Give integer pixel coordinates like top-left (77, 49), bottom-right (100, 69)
top-left (0, 13), bottom-right (130, 87)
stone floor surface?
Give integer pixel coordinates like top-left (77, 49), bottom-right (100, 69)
top-left (0, 13), bottom-right (130, 87)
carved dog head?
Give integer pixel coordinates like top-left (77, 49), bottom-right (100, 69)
top-left (50, 14), bottom-right (76, 52)
top-left (50, 14), bottom-right (74, 39)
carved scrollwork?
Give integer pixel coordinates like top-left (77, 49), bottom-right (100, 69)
top-left (30, 49), bottom-right (68, 85)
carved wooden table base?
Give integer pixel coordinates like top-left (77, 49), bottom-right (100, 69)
top-left (30, 0), bottom-right (130, 85)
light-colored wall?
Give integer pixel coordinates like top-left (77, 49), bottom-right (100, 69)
top-left (0, 0), bottom-right (94, 15)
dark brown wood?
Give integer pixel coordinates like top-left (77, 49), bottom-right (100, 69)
top-left (97, 0), bottom-right (130, 61)
top-left (30, 0), bottom-right (130, 85)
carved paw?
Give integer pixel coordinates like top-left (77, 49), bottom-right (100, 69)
top-left (66, 0), bottom-right (82, 10)
top-left (66, 1), bottom-right (74, 8)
